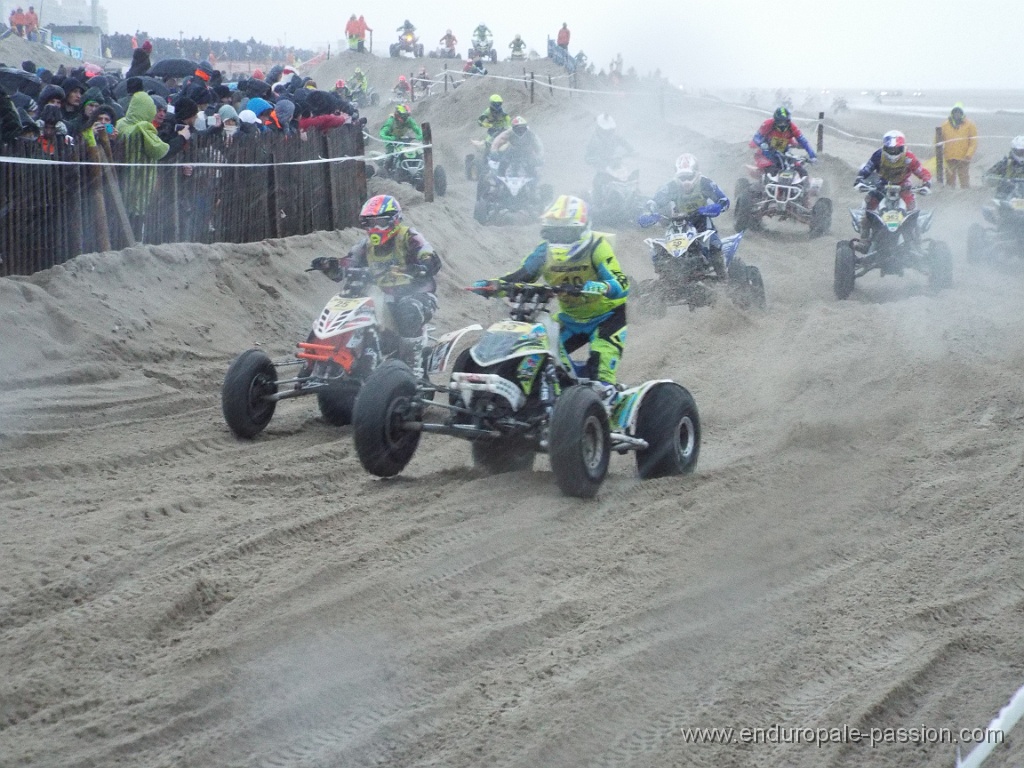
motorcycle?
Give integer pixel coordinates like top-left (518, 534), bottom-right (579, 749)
top-left (473, 154), bottom-right (552, 225)
top-left (833, 178), bottom-right (953, 299)
top-left (968, 178), bottom-right (1024, 262)
top-left (373, 141), bottom-right (448, 197)
top-left (589, 160), bottom-right (645, 227)
top-left (468, 36), bottom-right (498, 63)
top-left (734, 149), bottom-right (833, 237)
top-left (350, 85), bottom-right (380, 108)
top-left (351, 281), bottom-right (701, 498)
top-left (635, 212), bottom-right (765, 312)
top-left (222, 266), bottom-right (456, 438)
top-left (390, 31), bottom-right (424, 58)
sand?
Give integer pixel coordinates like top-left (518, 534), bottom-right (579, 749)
top-left (2, 47), bottom-right (1024, 768)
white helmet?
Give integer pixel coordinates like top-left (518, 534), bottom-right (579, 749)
top-left (1011, 136), bottom-right (1024, 164)
top-left (881, 130), bottom-right (906, 162)
top-left (596, 113), bottom-right (616, 131)
top-left (674, 153), bottom-right (699, 192)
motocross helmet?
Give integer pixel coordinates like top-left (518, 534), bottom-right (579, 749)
top-left (540, 195), bottom-right (592, 260)
top-left (882, 130), bottom-right (906, 161)
top-left (596, 113), bottom-right (616, 131)
top-left (1010, 136), bottom-right (1024, 164)
top-left (335, 79), bottom-right (345, 89)
top-left (394, 103), bottom-right (410, 122)
top-left (446, 29), bottom-right (452, 35)
top-left (511, 115), bottom-right (528, 136)
top-left (488, 93), bottom-right (503, 110)
top-left (674, 153), bottom-right (700, 193)
top-left (773, 106), bottom-right (791, 130)
top-left (359, 195), bottom-right (402, 247)
top-left (354, 67), bottom-right (362, 75)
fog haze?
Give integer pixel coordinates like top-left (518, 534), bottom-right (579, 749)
top-left (86, 0), bottom-right (1018, 89)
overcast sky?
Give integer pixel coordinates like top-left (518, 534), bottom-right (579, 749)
top-left (85, 0), bottom-right (1018, 89)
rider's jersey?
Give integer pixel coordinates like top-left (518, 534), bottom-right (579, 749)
top-left (474, 25), bottom-right (491, 40)
top-left (987, 156), bottom-right (1024, 181)
top-left (584, 130), bottom-right (633, 169)
top-left (440, 33), bottom-right (457, 48)
top-left (345, 225), bottom-right (440, 295)
top-left (510, 39), bottom-right (526, 52)
top-left (350, 72), bottom-right (367, 91)
top-left (478, 108), bottom-right (511, 137)
top-left (857, 148), bottom-right (931, 186)
top-left (500, 236), bottom-right (628, 321)
top-left (650, 175), bottom-right (730, 222)
top-left (752, 118), bottom-right (814, 156)
top-left (379, 115), bottom-right (423, 144)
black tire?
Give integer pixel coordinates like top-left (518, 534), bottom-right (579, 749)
top-left (352, 360), bottom-right (422, 477)
top-left (221, 349), bottom-right (277, 439)
top-left (464, 153), bottom-right (476, 181)
top-left (473, 198), bottom-right (490, 225)
top-left (433, 166), bottom-right (448, 196)
top-left (370, 92), bottom-right (380, 106)
top-left (733, 177), bottom-right (751, 213)
top-left (472, 439), bottom-right (536, 474)
top-left (634, 383), bottom-right (701, 479)
top-left (734, 188), bottom-right (754, 232)
top-left (928, 240), bottom-right (954, 290)
top-left (317, 378), bottom-right (361, 426)
top-left (746, 266), bottom-right (767, 310)
top-left (389, 45), bottom-right (399, 58)
top-left (834, 241), bottom-right (856, 300)
top-left (967, 223), bottom-right (987, 264)
top-left (548, 386), bottom-right (610, 499)
top-left (810, 197), bottom-right (833, 238)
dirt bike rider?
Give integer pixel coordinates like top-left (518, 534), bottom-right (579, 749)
top-left (984, 136), bottom-right (1024, 197)
top-left (473, 23), bottom-right (492, 49)
top-left (392, 75), bottom-right (412, 99)
top-left (464, 57), bottom-right (488, 76)
top-left (379, 104), bottom-right (423, 172)
top-left (509, 34), bottom-right (527, 58)
top-left (350, 67), bottom-right (368, 95)
top-left (491, 116), bottom-right (544, 177)
top-left (478, 94), bottom-right (511, 139)
top-left (333, 79), bottom-right (352, 102)
top-left (752, 106), bottom-right (817, 181)
top-left (853, 129), bottom-right (931, 246)
top-left (397, 19), bottom-right (417, 35)
top-left (310, 195), bottom-right (441, 369)
top-left (439, 29), bottom-right (458, 53)
top-left (413, 66), bottom-right (431, 93)
top-left (639, 153), bottom-right (730, 279)
top-left (585, 113), bottom-right (634, 172)
top-left (474, 195), bottom-right (629, 406)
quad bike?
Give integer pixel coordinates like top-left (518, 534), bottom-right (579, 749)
top-left (390, 31), bottom-right (425, 58)
top-left (509, 49), bottom-right (527, 62)
top-left (351, 282), bottom-right (701, 499)
top-left (734, 149), bottom-right (833, 237)
top-left (473, 155), bottom-right (552, 224)
top-left (350, 85), bottom-right (380, 108)
top-left (468, 36), bottom-right (498, 63)
top-left (968, 177), bottom-right (1024, 262)
top-left (634, 212), bottom-right (765, 312)
top-left (221, 266), bottom-right (464, 438)
top-left (428, 46), bottom-right (461, 59)
top-left (589, 161), bottom-right (646, 227)
top-left (833, 179), bottom-right (953, 300)
top-left (373, 142), bottom-right (448, 196)
top-left (831, 96), bottom-right (849, 114)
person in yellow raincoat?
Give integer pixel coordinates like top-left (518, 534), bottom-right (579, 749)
top-left (938, 103), bottom-right (977, 189)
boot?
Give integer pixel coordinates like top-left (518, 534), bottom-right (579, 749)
top-left (399, 336), bottom-right (425, 375)
top-left (710, 248), bottom-right (727, 280)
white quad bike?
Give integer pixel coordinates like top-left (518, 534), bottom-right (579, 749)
top-left (351, 281), bottom-right (701, 499)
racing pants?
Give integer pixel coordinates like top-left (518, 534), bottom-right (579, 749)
top-left (558, 304), bottom-right (627, 386)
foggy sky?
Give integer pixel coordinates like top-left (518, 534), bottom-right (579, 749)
top-left (66, 0), bottom-right (1022, 89)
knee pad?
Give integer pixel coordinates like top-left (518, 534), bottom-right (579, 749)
top-left (391, 299), bottom-right (424, 337)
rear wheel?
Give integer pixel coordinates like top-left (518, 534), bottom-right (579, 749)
top-left (810, 197), bottom-right (833, 238)
top-left (734, 187), bottom-right (755, 232)
top-left (634, 384), bottom-right (701, 479)
top-left (222, 350), bottom-right (277, 439)
top-left (317, 378), bottom-right (361, 426)
top-left (928, 240), bottom-right (954, 290)
top-left (967, 223), bottom-right (988, 263)
top-left (548, 386), bottom-right (610, 499)
top-left (369, 91), bottom-right (380, 106)
top-left (746, 266), bottom-right (767, 309)
top-left (433, 165), bottom-right (448, 196)
top-left (834, 241), bottom-right (856, 300)
top-left (352, 360), bottom-right (422, 477)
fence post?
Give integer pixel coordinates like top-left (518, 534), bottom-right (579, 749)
top-left (444, 63), bottom-right (448, 93)
top-left (547, 74), bottom-right (552, 96)
top-left (935, 126), bottom-right (945, 186)
top-left (817, 111), bottom-right (824, 155)
top-left (84, 144), bottom-right (111, 252)
top-left (97, 133), bottom-right (137, 247)
top-left (321, 132), bottom-right (337, 229)
top-left (422, 122), bottom-right (435, 203)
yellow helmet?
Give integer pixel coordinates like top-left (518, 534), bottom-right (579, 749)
top-left (540, 195), bottom-right (592, 259)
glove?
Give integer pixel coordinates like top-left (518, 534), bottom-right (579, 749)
top-left (582, 281), bottom-right (609, 295)
top-left (311, 257), bottom-right (340, 271)
top-left (409, 263), bottom-right (430, 278)
top-left (760, 142), bottom-right (770, 151)
top-left (697, 203), bottom-right (723, 217)
top-left (637, 212), bottom-right (660, 228)
top-left (470, 279), bottom-right (501, 295)
top-left (917, 183), bottom-right (932, 196)
top-left (854, 178), bottom-right (869, 191)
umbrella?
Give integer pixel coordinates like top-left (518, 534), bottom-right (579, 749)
top-left (0, 67), bottom-right (42, 96)
top-left (147, 58), bottom-right (199, 79)
top-left (113, 76), bottom-right (171, 99)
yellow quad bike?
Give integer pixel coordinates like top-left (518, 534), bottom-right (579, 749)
top-left (351, 281), bottom-right (701, 499)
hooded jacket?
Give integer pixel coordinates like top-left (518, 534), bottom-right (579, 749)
top-left (939, 110), bottom-right (978, 162)
top-left (115, 92), bottom-right (170, 215)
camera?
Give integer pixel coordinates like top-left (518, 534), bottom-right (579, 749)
top-left (105, 123), bottom-right (114, 134)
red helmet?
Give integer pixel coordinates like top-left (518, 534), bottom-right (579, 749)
top-left (335, 79), bottom-right (346, 89)
top-left (359, 195), bottom-right (402, 246)
top-left (253, 69), bottom-right (264, 80)
top-left (882, 130), bottom-right (906, 161)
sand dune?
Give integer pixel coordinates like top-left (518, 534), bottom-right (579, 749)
top-left (2, 49), bottom-right (1024, 768)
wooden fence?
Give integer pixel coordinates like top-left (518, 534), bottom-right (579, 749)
top-left (0, 124), bottom-right (367, 277)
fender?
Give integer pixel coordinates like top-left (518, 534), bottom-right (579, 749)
top-left (425, 324), bottom-right (483, 375)
top-left (609, 379), bottom-right (678, 434)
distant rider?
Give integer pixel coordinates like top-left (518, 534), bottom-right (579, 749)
top-left (752, 106), bottom-right (817, 174)
top-left (490, 116), bottom-right (544, 176)
top-left (639, 153), bottom-right (730, 279)
top-left (853, 129), bottom-right (932, 245)
top-left (984, 136), bottom-right (1024, 196)
top-left (584, 113), bottom-right (634, 170)
top-left (393, 75), bottom-right (412, 98)
top-left (478, 94), bottom-right (511, 138)
top-left (379, 104), bottom-right (423, 172)
top-left (397, 19), bottom-right (416, 35)
top-left (310, 194), bottom-right (441, 368)
top-left (439, 29), bottom-right (458, 53)
top-left (473, 23), bottom-right (492, 45)
top-left (476, 194), bottom-right (629, 406)
top-left (464, 57), bottom-right (488, 76)
top-left (350, 67), bottom-right (368, 94)
top-left (509, 35), bottom-right (527, 58)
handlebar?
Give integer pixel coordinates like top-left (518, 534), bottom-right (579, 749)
top-left (467, 280), bottom-right (597, 300)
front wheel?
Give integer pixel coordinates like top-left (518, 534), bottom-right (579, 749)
top-left (548, 386), bottom-right (610, 499)
top-left (352, 360), bottom-right (422, 477)
top-left (317, 378), bottom-right (361, 426)
top-left (928, 240), bottom-right (954, 290)
top-left (634, 383), bottom-right (701, 479)
top-left (810, 197), bottom-right (833, 238)
top-left (222, 349), bottom-right (277, 438)
top-left (834, 241), bottom-right (856, 300)
top-left (966, 223), bottom-right (988, 264)
top-left (369, 91), bottom-right (380, 106)
top-left (734, 188), bottom-right (755, 232)
top-left (433, 165), bottom-right (448, 196)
